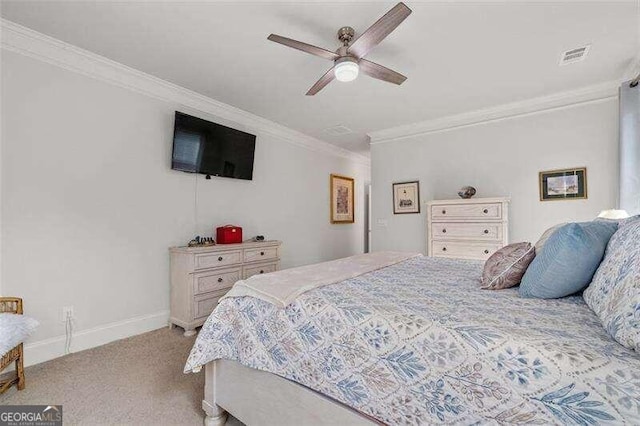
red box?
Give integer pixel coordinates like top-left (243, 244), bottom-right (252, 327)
top-left (216, 225), bottom-right (243, 244)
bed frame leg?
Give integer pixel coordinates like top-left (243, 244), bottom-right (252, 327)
top-left (203, 410), bottom-right (227, 426)
top-left (203, 361), bottom-right (227, 426)
top-left (203, 399), bottom-right (227, 426)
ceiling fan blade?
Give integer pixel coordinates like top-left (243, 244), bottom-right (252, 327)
top-left (359, 59), bottom-right (407, 85)
top-left (306, 67), bottom-right (336, 96)
top-left (268, 34), bottom-right (339, 61)
top-left (348, 2), bottom-right (412, 59)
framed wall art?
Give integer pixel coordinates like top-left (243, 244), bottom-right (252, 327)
top-left (539, 167), bottom-right (587, 201)
top-left (330, 174), bottom-right (354, 223)
top-left (393, 181), bottom-right (420, 214)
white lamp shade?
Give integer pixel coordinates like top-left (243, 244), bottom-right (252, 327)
top-left (334, 60), bottom-right (359, 82)
top-left (597, 209), bottom-right (630, 219)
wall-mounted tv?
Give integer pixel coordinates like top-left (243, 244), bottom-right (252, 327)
top-left (171, 111), bottom-right (256, 180)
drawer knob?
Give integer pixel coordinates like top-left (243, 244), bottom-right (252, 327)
top-left (217, 278), bottom-right (223, 283)
top-left (484, 229), bottom-right (489, 234)
top-left (484, 249), bottom-right (489, 254)
top-left (442, 209), bottom-right (447, 214)
top-left (442, 247), bottom-right (447, 251)
top-left (442, 229), bottom-right (447, 233)
top-left (260, 251), bottom-right (265, 256)
top-left (483, 209), bottom-right (489, 214)
top-left (218, 256), bottom-right (223, 261)
top-left (259, 270), bottom-right (264, 274)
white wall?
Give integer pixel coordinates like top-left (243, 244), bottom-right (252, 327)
top-left (371, 98), bottom-right (619, 253)
top-left (1, 50), bottom-right (370, 362)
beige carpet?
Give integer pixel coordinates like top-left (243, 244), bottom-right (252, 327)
top-left (0, 327), bottom-right (242, 425)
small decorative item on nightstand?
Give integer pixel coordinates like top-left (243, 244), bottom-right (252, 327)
top-left (216, 225), bottom-right (243, 244)
top-left (188, 236), bottom-right (216, 247)
top-left (457, 186), bottom-right (477, 199)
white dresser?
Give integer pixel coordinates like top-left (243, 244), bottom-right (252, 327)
top-left (169, 240), bottom-right (282, 336)
top-left (427, 198), bottom-right (510, 261)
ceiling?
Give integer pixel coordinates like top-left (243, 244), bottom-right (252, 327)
top-left (1, 1), bottom-right (638, 155)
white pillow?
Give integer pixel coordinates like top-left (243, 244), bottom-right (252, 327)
top-left (0, 313), bottom-right (39, 355)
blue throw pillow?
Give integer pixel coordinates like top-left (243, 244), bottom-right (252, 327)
top-left (519, 221), bottom-right (618, 299)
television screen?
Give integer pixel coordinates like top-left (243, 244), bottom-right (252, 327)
top-left (171, 111), bottom-right (256, 180)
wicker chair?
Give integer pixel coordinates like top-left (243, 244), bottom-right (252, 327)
top-left (0, 297), bottom-right (25, 393)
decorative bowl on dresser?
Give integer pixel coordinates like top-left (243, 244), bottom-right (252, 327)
top-left (427, 198), bottom-right (510, 261)
top-left (169, 240), bottom-right (282, 336)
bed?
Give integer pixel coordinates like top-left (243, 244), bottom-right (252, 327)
top-left (185, 254), bottom-right (640, 425)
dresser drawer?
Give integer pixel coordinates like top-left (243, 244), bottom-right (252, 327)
top-left (431, 241), bottom-right (502, 260)
top-left (243, 262), bottom-right (278, 279)
top-left (431, 203), bottom-right (502, 220)
top-left (192, 268), bottom-right (241, 295)
top-left (195, 250), bottom-right (242, 270)
top-left (193, 289), bottom-right (229, 320)
top-left (244, 247), bottom-right (278, 263)
top-left (432, 222), bottom-right (503, 241)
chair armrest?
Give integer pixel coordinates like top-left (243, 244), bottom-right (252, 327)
top-left (0, 298), bottom-right (23, 315)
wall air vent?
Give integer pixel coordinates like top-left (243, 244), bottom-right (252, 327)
top-left (323, 124), bottom-right (353, 136)
top-left (560, 45), bottom-right (590, 66)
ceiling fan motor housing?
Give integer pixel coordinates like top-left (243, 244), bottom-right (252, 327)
top-left (337, 26), bottom-right (355, 45)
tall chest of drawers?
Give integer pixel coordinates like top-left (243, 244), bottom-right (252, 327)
top-left (427, 198), bottom-right (510, 261)
top-left (169, 240), bottom-right (282, 336)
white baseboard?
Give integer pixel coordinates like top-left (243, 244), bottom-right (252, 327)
top-left (23, 310), bottom-right (170, 367)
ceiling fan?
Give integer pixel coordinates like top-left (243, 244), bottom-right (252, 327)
top-left (267, 2), bottom-right (412, 95)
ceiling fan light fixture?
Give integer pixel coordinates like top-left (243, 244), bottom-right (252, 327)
top-left (267, 2), bottom-right (411, 94)
top-left (334, 58), bottom-right (359, 82)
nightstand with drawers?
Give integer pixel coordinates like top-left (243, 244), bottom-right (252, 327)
top-left (427, 198), bottom-right (510, 261)
top-left (169, 240), bottom-right (282, 336)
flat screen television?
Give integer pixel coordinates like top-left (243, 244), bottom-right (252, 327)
top-left (171, 111), bottom-right (256, 180)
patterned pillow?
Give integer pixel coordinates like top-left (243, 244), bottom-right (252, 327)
top-left (598, 275), bottom-right (640, 351)
top-left (584, 218), bottom-right (640, 318)
top-left (622, 214), bottom-right (640, 227)
top-left (534, 223), bottom-right (566, 254)
top-left (595, 214), bottom-right (640, 226)
top-left (481, 242), bottom-right (535, 290)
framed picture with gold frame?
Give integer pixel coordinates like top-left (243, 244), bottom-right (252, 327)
top-left (539, 167), bottom-right (587, 201)
top-left (330, 174), bottom-right (354, 223)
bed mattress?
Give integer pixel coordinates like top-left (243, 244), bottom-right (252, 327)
top-left (185, 255), bottom-right (640, 425)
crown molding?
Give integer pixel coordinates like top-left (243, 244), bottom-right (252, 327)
top-left (0, 19), bottom-right (370, 166)
top-left (368, 80), bottom-right (620, 144)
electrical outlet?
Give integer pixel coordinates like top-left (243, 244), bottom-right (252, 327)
top-left (62, 306), bottom-right (74, 322)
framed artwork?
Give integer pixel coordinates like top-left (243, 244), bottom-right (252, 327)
top-left (539, 167), bottom-right (587, 201)
top-left (393, 181), bottom-right (420, 214)
top-left (330, 174), bottom-right (355, 223)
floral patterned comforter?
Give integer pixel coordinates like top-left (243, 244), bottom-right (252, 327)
top-left (185, 256), bottom-right (640, 425)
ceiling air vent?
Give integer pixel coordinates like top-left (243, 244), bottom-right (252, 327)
top-left (323, 125), bottom-right (353, 136)
top-left (559, 45), bottom-right (590, 66)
